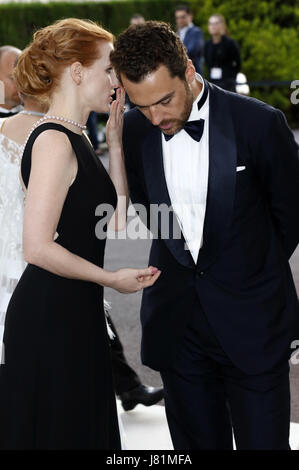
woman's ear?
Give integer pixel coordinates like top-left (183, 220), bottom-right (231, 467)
top-left (70, 62), bottom-right (83, 85)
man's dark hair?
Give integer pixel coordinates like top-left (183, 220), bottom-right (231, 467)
top-left (110, 21), bottom-right (188, 83)
top-left (175, 4), bottom-right (191, 15)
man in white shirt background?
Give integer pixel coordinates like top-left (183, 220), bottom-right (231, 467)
top-left (111, 21), bottom-right (299, 450)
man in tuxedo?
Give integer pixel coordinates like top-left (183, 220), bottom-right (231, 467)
top-left (175, 5), bottom-right (204, 75)
top-left (0, 46), bottom-right (22, 118)
top-left (111, 21), bottom-right (299, 449)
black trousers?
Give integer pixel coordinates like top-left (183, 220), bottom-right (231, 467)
top-left (107, 314), bottom-right (141, 395)
top-left (160, 302), bottom-right (291, 450)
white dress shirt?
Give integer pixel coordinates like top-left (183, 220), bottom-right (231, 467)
top-left (162, 74), bottom-right (209, 263)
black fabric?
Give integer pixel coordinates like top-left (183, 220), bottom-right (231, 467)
top-left (163, 119), bottom-right (204, 142)
top-left (0, 122), bottom-right (121, 449)
top-left (86, 111), bottom-right (99, 150)
top-left (161, 302), bottom-right (291, 450)
top-left (204, 35), bottom-right (241, 91)
top-left (107, 313), bottom-right (141, 395)
top-left (123, 81), bottom-right (299, 376)
top-left (0, 111), bottom-right (18, 118)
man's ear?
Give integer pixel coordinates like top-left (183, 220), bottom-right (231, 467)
top-left (185, 59), bottom-right (196, 85)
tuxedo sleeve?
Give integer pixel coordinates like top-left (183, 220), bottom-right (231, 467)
top-left (254, 109), bottom-right (299, 259)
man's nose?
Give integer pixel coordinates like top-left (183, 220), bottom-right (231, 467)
top-left (149, 106), bottom-right (162, 126)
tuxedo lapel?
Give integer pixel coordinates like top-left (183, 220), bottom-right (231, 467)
top-left (140, 82), bottom-right (237, 272)
top-left (196, 82), bottom-right (237, 270)
top-left (141, 127), bottom-right (194, 269)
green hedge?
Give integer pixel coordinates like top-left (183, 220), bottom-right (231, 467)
top-left (0, 0), bottom-right (298, 125)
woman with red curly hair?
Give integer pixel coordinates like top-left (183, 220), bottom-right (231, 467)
top-left (0, 18), bottom-right (161, 449)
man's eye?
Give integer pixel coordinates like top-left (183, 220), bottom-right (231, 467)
top-left (161, 99), bottom-right (171, 105)
top-left (106, 68), bottom-right (113, 74)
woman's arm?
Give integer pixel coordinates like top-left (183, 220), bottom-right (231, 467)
top-left (23, 128), bottom-right (161, 292)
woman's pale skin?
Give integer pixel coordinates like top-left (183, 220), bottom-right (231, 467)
top-left (208, 16), bottom-right (225, 43)
top-left (22, 40), bottom-right (161, 293)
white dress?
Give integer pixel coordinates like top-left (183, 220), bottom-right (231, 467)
top-left (0, 131), bottom-right (26, 363)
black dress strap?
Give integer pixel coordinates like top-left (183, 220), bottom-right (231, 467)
top-left (21, 122), bottom-right (80, 189)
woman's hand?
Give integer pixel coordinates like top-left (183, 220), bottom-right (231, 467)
top-left (108, 266), bottom-right (162, 294)
top-left (106, 87), bottom-right (126, 151)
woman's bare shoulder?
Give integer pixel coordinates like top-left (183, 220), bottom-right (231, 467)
top-left (31, 127), bottom-right (73, 156)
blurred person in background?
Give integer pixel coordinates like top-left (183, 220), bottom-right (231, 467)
top-left (86, 111), bottom-right (101, 155)
top-left (0, 46), bottom-right (22, 118)
top-left (106, 306), bottom-right (164, 411)
top-left (175, 4), bottom-right (204, 75)
top-left (204, 14), bottom-right (241, 92)
top-left (130, 14), bottom-right (145, 26)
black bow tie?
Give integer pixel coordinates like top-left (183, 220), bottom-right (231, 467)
top-left (163, 119), bottom-right (204, 142)
top-left (163, 78), bottom-right (208, 143)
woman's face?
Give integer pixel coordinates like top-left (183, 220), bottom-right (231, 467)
top-left (208, 16), bottom-right (224, 36)
top-left (81, 41), bottom-right (118, 113)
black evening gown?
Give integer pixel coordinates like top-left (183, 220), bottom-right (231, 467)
top-left (0, 122), bottom-right (121, 449)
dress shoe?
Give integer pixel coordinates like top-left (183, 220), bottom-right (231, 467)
top-left (119, 384), bottom-right (164, 411)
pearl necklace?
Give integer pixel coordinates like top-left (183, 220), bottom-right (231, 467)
top-left (22, 114), bottom-right (87, 152)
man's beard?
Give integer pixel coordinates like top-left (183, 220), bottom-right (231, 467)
top-left (161, 82), bottom-right (194, 135)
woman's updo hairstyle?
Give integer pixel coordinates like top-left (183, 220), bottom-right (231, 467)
top-left (14, 18), bottom-right (113, 100)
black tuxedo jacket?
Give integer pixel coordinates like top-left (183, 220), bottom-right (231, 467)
top-left (123, 82), bottom-right (299, 374)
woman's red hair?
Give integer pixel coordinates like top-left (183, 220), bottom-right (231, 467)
top-left (14, 18), bottom-right (113, 99)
